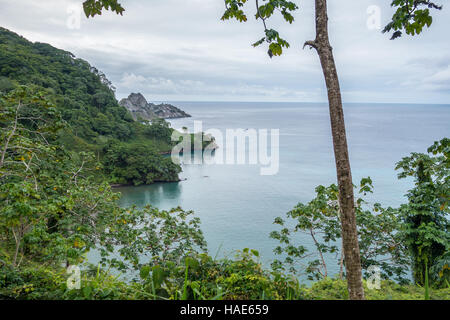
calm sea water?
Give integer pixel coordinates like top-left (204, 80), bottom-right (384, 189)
top-left (115, 102), bottom-right (450, 275)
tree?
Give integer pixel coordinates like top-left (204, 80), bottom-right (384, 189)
top-left (103, 141), bottom-right (181, 185)
top-left (395, 138), bottom-right (449, 287)
top-left (0, 86), bottom-right (62, 267)
top-left (0, 86), bottom-right (64, 185)
top-left (219, 0), bottom-right (443, 299)
top-left (270, 178), bottom-right (410, 283)
top-left (80, 0), bottom-right (364, 299)
top-left (221, 0), bottom-right (365, 299)
top-left (81, 0), bottom-right (444, 299)
top-left (0, 86), bottom-right (124, 268)
top-left (0, 26), bottom-right (183, 183)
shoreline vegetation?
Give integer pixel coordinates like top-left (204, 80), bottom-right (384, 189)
top-left (0, 27), bottom-right (449, 301)
top-left (0, 27), bottom-right (215, 188)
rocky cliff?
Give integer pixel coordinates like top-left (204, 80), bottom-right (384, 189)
top-left (119, 93), bottom-right (191, 120)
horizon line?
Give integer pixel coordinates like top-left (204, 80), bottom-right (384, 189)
top-left (139, 99), bottom-right (450, 106)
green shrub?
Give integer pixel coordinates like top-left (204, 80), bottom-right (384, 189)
top-left (300, 278), bottom-right (450, 300)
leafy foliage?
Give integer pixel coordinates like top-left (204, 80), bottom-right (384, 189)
top-left (1, 95), bottom-right (448, 299)
top-left (0, 87), bottom-right (122, 269)
top-left (0, 27), bottom-right (132, 142)
top-left (0, 87), bottom-right (197, 274)
top-left (136, 249), bottom-right (301, 300)
top-left (222, 0), bottom-right (249, 22)
top-left (383, 0), bottom-right (443, 39)
top-left (301, 277), bottom-right (449, 300)
top-left (271, 138), bottom-right (449, 287)
top-left (0, 86), bottom-right (64, 180)
top-left (103, 141), bottom-right (181, 186)
top-left (2, 262), bottom-right (449, 300)
top-left (222, 0), bottom-right (298, 57)
top-left (395, 138), bottom-right (449, 286)
top-left (1, 6), bottom-right (448, 300)
top-left (83, 0), bottom-right (125, 18)
top-left (270, 178), bottom-right (410, 282)
top-left (0, 27), bottom-right (183, 185)
top-left (116, 206), bottom-right (207, 272)
top-left (221, 0), bottom-right (444, 55)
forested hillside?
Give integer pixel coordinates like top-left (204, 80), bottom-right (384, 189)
top-left (0, 26), bottom-right (448, 302)
top-left (0, 27), bottom-right (180, 185)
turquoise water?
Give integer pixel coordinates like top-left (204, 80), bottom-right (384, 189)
top-left (116, 102), bottom-right (450, 275)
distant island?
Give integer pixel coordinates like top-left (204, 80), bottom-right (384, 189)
top-left (119, 93), bottom-right (191, 120)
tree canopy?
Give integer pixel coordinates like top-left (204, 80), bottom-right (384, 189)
top-left (0, 27), bottom-right (182, 185)
top-left (383, 0), bottom-right (443, 39)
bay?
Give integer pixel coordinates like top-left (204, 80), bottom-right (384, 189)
top-left (115, 102), bottom-right (450, 275)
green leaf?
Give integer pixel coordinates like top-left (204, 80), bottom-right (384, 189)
top-left (152, 265), bottom-right (166, 288)
top-left (185, 256), bottom-right (200, 270)
top-left (139, 265), bottom-right (150, 279)
top-left (82, 286), bottom-right (93, 299)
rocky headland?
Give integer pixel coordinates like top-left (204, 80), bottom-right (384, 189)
top-left (119, 93), bottom-right (191, 120)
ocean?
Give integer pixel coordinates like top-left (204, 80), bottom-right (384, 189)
top-left (115, 101), bottom-right (450, 276)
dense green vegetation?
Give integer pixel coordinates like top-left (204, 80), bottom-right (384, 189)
top-left (396, 138), bottom-right (450, 286)
top-left (0, 27), bottom-right (181, 186)
top-left (0, 26), bottom-right (448, 300)
top-left (0, 85), bottom-right (448, 300)
top-left (74, 0), bottom-right (448, 300)
top-left (270, 178), bottom-right (410, 283)
top-left (220, 0), bottom-right (445, 300)
top-left (2, 254), bottom-right (449, 300)
top-left (270, 139), bottom-right (449, 290)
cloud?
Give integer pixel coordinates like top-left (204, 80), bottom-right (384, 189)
top-left (421, 65), bottom-right (450, 91)
top-left (0, 0), bottom-right (449, 103)
top-left (118, 72), bottom-right (317, 102)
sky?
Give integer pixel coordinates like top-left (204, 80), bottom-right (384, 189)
top-left (0, 0), bottom-right (449, 103)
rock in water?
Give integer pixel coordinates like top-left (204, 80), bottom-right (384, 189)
top-left (119, 93), bottom-right (191, 120)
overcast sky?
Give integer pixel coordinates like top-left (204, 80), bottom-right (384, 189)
top-left (1, 0), bottom-right (449, 103)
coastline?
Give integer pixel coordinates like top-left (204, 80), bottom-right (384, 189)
top-left (110, 178), bottom-right (186, 189)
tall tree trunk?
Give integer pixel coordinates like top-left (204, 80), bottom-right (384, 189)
top-left (305, 0), bottom-right (365, 300)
